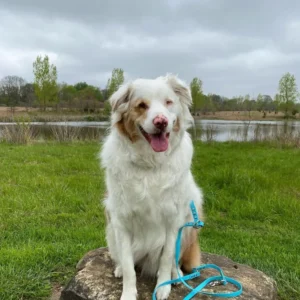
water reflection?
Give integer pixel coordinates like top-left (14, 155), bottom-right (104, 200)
top-left (0, 120), bottom-right (299, 142)
top-left (192, 120), bottom-right (300, 142)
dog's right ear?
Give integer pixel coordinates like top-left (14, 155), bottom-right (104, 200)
top-left (109, 83), bottom-right (132, 113)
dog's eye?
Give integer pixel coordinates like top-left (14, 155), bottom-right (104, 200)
top-left (138, 102), bottom-right (148, 109)
top-left (166, 100), bottom-right (173, 106)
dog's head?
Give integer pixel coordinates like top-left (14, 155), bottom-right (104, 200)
top-left (109, 74), bottom-right (193, 153)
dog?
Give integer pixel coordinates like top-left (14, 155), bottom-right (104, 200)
top-left (100, 74), bottom-right (204, 300)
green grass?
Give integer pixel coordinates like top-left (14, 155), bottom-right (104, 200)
top-left (0, 142), bottom-right (299, 300)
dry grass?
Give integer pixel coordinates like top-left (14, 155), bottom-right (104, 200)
top-left (49, 125), bottom-right (103, 142)
top-left (253, 123), bottom-right (300, 147)
top-left (1, 123), bottom-right (36, 144)
top-left (0, 122), bottom-right (103, 144)
top-left (50, 125), bottom-right (83, 142)
top-left (204, 124), bottom-right (217, 142)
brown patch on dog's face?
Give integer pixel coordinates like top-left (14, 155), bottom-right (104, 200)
top-left (116, 98), bottom-right (149, 142)
top-left (173, 117), bottom-right (180, 132)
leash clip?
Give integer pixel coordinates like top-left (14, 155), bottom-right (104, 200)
top-left (193, 220), bottom-right (204, 229)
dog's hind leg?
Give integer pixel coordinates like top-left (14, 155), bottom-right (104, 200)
top-left (180, 229), bottom-right (201, 273)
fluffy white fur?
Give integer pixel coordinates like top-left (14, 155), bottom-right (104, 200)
top-left (100, 74), bottom-right (204, 300)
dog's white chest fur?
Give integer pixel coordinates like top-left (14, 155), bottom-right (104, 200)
top-left (101, 130), bottom-right (202, 275)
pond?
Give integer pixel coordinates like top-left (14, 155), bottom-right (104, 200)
top-left (194, 119), bottom-right (300, 141)
top-left (0, 120), bottom-right (299, 142)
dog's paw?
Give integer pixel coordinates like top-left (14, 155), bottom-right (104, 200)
top-left (120, 288), bottom-right (137, 300)
top-left (114, 265), bottom-right (123, 278)
top-left (171, 267), bottom-right (183, 285)
top-left (155, 285), bottom-right (171, 300)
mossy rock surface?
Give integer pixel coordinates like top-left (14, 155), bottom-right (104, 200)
top-left (60, 247), bottom-right (277, 300)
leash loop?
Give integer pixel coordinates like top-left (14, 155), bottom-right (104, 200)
top-left (152, 201), bottom-right (243, 299)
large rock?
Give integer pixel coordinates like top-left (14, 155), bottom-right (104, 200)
top-left (60, 247), bottom-right (277, 300)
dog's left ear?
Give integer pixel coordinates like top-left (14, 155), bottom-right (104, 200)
top-left (165, 74), bottom-right (194, 129)
top-left (165, 74), bottom-right (193, 108)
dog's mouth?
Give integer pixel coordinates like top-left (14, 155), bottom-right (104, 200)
top-left (139, 126), bottom-right (170, 152)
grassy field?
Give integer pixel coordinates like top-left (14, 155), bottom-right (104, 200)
top-left (0, 142), bottom-right (299, 300)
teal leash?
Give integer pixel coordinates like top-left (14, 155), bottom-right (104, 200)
top-left (152, 201), bottom-right (243, 299)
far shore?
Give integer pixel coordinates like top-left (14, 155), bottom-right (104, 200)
top-left (0, 106), bottom-right (299, 122)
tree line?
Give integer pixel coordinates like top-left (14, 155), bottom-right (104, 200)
top-left (190, 73), bottom-right (300, 117)
top-left (0, 54), bottom-right (299, 117)
top-left (0, 55), bottom-right (124, 115)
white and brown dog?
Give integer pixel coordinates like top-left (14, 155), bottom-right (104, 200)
top-left (100, 74), bottom-right (204, 300)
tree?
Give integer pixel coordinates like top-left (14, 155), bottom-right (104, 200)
top-left (243, 94), bottom-right (256, 117)
top-left (210, 94), bottom-right (223, 111)
top-left (190, 77), bottom-right (203, 114)
top-left (82, 86), bottom-right (103, 101)
top-left (74, 85), bottom-right (103, 113)
top-left (256, 95), bottom-right (274, 114)
top-left (77, 86), bottom-right (101, 101)
top-left (106, 68), bottom-right (125, 99)
top-left (58, 83), bottom-right (76, 102)
top-left (33, 55), bottom-right (58, 110)
top-left (74, 82), bottom-right (88, 91)
top-left (104, 68), bottom-right (125, 116)
top-left (256, 94), bottom-right (264, 112)
top-left (103, 101), bottom-right (111, 117)
top-left (278, 72), bottom-right (299, 116)
top-left (0, 75), bottom-right (26, 112)
top-left (101, 89), bottom-right (109, 101)
top-left (223, 97), bottom-right (240, 111)
top-left (236, 96), bottom-right (244, 111)
top-left (273, 94), bottom-right (281, 114)
top-left (57, 83), bottom-right (77, 110)
top-left (203, 93), bottom-right (215, 114)
top-left (21, 83), bottom-right (36, 109)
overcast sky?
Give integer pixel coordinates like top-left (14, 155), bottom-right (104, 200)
top-left (1, 0), bottom-right (300, 98)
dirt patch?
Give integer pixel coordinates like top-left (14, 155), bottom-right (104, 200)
top-left (50, 283), bottom-right (63, 300)
top-left (0, 107), bottom-right (38, 117)
top-left (194, 110), bottom-right (289, 121)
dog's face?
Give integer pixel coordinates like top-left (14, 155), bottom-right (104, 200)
top-left (109, 74), bottom-right (193, 152)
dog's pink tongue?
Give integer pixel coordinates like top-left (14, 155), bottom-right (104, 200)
top-left (150, 133), bottom-right (169, 152)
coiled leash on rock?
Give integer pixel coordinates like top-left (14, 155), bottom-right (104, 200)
top-left (152, 201), bottom-right (243, 299)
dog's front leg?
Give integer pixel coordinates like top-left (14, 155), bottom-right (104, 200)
top-left (116, 230), bottom-right (137, 300)
top-left (155, 230), bottom-right (177, 300)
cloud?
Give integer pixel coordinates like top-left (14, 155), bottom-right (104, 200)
top-left (1, 0), bottom-right (300, 97)
top-left (200, 48), bottom-right (300, 71)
